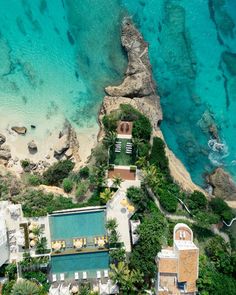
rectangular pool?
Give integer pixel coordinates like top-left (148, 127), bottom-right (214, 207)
top-left (51, 251), bottom-right (109, 279)
top-left (49, 210), bottom-right (106, 240)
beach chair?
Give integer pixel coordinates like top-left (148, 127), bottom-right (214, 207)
top-left (83, 238), bottom-right (87, 247)
top-left (74, 272), bottom-right (79, 280)
top-left (83, 272), bottom-right (87, 280)
top-left (97, 271), bottom-right (101, 279)
top-left (94, 237), bottom-right (98, 245)
top-left (60, 273), bottom-right (65, 282)
top-left (104, 269), bottom-right (109, 278)
top-left (52, 274), bottom-right (57, 282)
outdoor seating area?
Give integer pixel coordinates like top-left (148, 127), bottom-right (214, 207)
top-left (110, 139), bottom-right (134, 166)
top-left (115, 141), bottom-right (121, 153)
top-left (51, 240), bottom-right (66, 252)
top-left (126, 142), bottom-right (132, 154)
top-left (94, 236), bottom-right (108, 248)
top-left (117, 121), bottom-right (133, 137)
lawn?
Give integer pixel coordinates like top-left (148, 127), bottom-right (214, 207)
top-left (109, 139), bottom-right (136, 166)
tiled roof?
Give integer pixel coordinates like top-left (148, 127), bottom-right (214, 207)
top-left (159, 257), bottom-right (178, 273)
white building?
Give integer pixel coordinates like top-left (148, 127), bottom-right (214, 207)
top-left (0, 214), bottom-right (9, 267)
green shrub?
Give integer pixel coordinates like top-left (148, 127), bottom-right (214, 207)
top-left (79, 166), bottom-right (90, 178)
top-left (76, 181), bottom-right (89, 199)
top-left (23, 271), bottom-right (49, 293)
top-left (26, 174), bottom-right (42, 186)
top-left (21, 159), bottom-right (30, 169)
top-left (159, 190), bottom-right (178, 212)
top-left (188, 190), bottom-right (207, 212)
top-left (5, 263), bottom-right (17, 280)
top-left (92, 143), bottom-right (108, 166)
top-left (62, 178), bottom-right (73, 193)
top-left (138, 142), bottom-right (151, 157)
top-left (149, 137), bottom-right (170, 177)
top-left (2, 280), bottom-right (15, 295)
top-left (133, 115), bottom-right (152, 141)
top-left (102, 111), bottom-right (120, 132)
top-left (209, 197), bottom-right (234, 223)
top-left (15, 190), bottom-right (76, 217)
top-left (43, 160), bottom-right (74, 185)
top-left (127, 187), bottom-right (143, 205)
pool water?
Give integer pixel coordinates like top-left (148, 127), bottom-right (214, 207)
top-left (51, 251), bottom-right (109, 279)
top-left (49, 210), bottom-right (106, 240)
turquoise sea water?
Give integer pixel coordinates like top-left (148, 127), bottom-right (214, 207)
top-left (0, 0), bottom-right (235, 185)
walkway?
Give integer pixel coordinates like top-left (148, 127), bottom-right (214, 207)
top-left (106, 190), bottom-right (133, 252)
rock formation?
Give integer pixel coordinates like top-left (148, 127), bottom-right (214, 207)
top-left (207, 168), bottom-right (236, 201)
top-left (99, 17), bottom-right (162, 140)
top-left (0, 133), bottom-right (6, 145)
top-left (28, 140), bottom-right (38, 153)
top-left (98, 18), bottom-right (204, 194)
top-left (0, 145), bottom-right (11, 162)
top-left (11, 126), bottom-right (27, 135)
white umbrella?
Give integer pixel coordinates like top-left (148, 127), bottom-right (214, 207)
top-left (74, 240), bottom-right (83, 249)
top-left (98, 239), bottom-right (105, 247)
top-left (30, 240), bottom-right (36, 247)
top-left (29, 232), bottom-right (35, 239)
top-left (53, 242), bottom-right (61, 251)
top-left (71, 286), bottom-right (79, 294)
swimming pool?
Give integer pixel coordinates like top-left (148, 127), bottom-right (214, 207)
top-left (51, 251), bottom-right (109, 279)
top-left (49, 210), bottom-right (106, 240)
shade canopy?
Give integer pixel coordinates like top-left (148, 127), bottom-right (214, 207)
top-left (29, 232), bottom-right (35, 239)
top-left (52, 241), bottom-right (61, 251)
top-left (98, 239), bottom-right (105, 247)
top-left (71, 286), bottom-right (79, 293)
top-left (30, 240), bottom-right (36, 247)
top-left (120, 198), bottom-right (128, 207)
top-left (74, 240), bottom-right (83, 249)
top-left (127, 205), bottom-right (135, 213)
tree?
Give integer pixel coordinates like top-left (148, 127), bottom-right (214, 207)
top-left (62, 178), bottom-right (73, 193)
top-left (100, 188), bottom-right (114, 203)
top-left (149, 137), bottom-right (170, 178)
top-left (188, 191), bottom-right (207, 212)
top-left (43, 160), bottom-right (75, 185)
top-left (103, 131), bottom-right (117, 148)
top-left (5, 264), bottom-right (17, 281)
top-left (110, 262), bottom-right (144, 294)
top-left (36, 237), bottom-right (47, 254)
top-left (135, 156), bottom-right (147, 169)
top-left (132, 138), bottom-right (144, 157)
top-left (130, 209), bottom-right (167, 282)
top-left (112, 175), bottom-right (123, 188)
top-left (106, 218), bottom-right (118, 232)
top-left (110, 248), bottom-right (126, 264)
top-left (31, 226), bottom-right (44, 238)
top-left (11, 280), bottom-right (40, 295)
top-left (209, 197), bottom-right (234, 222)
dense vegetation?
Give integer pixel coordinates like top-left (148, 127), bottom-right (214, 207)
top-left (43, 160), bottom-right (75, 185)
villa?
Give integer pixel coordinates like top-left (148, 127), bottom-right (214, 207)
top-left (155, 223), bottom-right (199, 295)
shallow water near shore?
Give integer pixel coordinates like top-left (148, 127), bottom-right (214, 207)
top-left (0, 0), bottom-right (236, 185)
top-left (123, 0), bottom-right (236, 185)
top-left (0, 0), bottom-right (127, 160)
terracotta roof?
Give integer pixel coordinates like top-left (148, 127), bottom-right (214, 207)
top-left (178, 248), bottom-right (199, 283)
top-left (108, 168), bottom-right (136, 181)
top-left (159, 257), bottom-right (178, 273)
top-left (117, 121), bottom-right (133, 135)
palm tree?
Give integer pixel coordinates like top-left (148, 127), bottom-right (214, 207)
top-left (135, 156), bottom-right (147, 168)
top-left (36, 237), bottom-right (47, 254)
top-left (31, 226), bottom-right (44, 238)
top-left (132, 137), bottom-right (144, 154)
top-left (11, 279), bottom-right (40, 295)
top-left (110, 262), bottom-right (143, 294)
top-left (112, 175), bottom-right (123, 188)
top-left (100, 188), bottom-right (114, 203)
top-left (106, 218), bottom-right (118, 232)
top-left (103, 131), bottom-right (117, 148)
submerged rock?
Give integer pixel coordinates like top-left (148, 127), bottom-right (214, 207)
top-left (207, 168), bottom-right (236, 201)
top-left (0, 134), bottom-right (6, 145)
top-left (11, 126), bottom-right (27, 135)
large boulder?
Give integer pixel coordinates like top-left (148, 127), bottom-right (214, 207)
top-left (0, 133), bottom-right (6, 145)
top-left (53, 135), bottom-right (69, 158)
top-left (0, 145), bottom-right (11, 160)
top-left (28, 140), bottom-right (38, 153)
top-left (207, 168), bottom-right (236, 201)
top-left (11, 126), bottom-right (27, 135)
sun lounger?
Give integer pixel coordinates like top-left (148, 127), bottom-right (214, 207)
top-left (74, 272), bottom-right (79, 280)
top-left (60, 273), bottom-right (65, 281)
top-left (94, 237), bottom-right (98, 245)
top-left (83, 238), bottom-right (87, 246)
top-left (97, 271), bottom-right (101, 279)
top-left (83, 272), bottom-right (87, 280)
top-left (52, 274), bottom-right (57, 282)
top-left (104, 269), bottom-right (109, 278)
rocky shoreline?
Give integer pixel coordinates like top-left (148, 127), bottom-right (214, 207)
top-left (99, 18), bottom-right (206, 194)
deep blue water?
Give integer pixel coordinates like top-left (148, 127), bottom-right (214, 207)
top-left (0, 0), bottom-right (235, 185)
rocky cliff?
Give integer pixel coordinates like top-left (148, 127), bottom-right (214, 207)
top-left (99, 18), bottom-right (205, 194)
